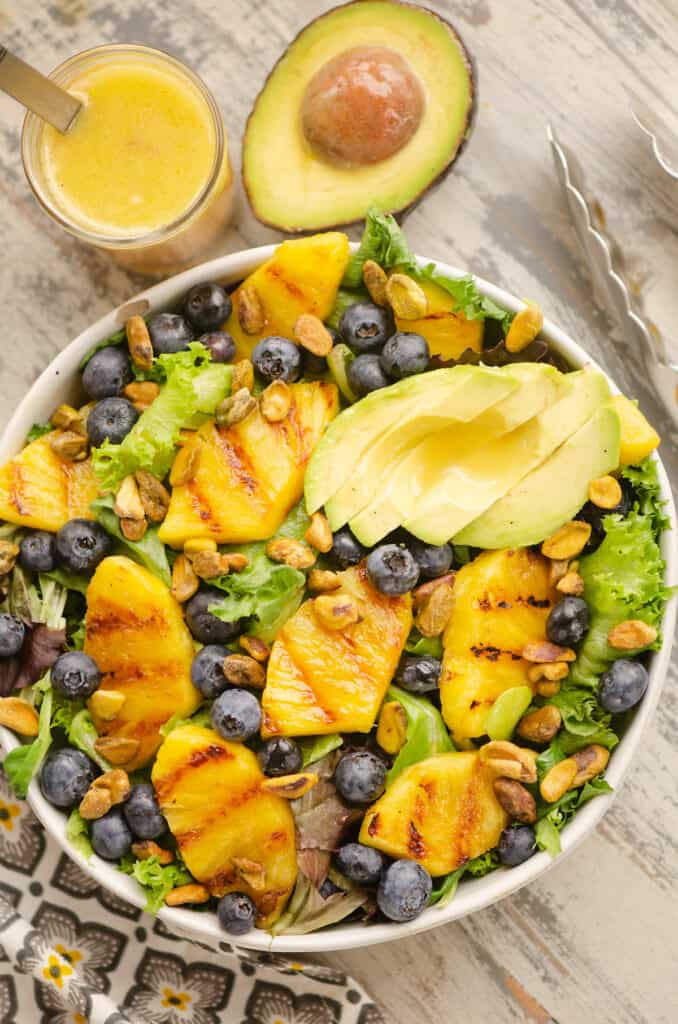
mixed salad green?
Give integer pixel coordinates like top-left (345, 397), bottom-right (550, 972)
top-left (0, 209), bottom-right (671, 938)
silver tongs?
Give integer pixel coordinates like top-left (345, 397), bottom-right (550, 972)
top-left (548, 124), bottom-right (678, 441)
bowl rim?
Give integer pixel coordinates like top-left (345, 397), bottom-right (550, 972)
top-left (0, 243), bottom-right (675, 954)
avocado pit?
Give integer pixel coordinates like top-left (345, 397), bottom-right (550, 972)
top-left (300, 46), bottom-right (425, 167)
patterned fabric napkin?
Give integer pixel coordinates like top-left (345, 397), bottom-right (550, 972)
top-left (0, 765), bottom-right (383, 1024)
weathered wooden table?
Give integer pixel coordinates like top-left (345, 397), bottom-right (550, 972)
top-left (1, 1), bottom-right (676, 1021)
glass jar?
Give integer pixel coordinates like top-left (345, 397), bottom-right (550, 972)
top-left (22, 44), bottom-right (234, 276)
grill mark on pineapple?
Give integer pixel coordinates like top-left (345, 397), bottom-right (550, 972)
top-left (10, 463), bottom-right (32, 517)
top-left (265, 264), bottom-right (306, 303)
top-left (407, 820), bottom-right (426, 859)
top-left (469, 643), bottom-right (522, 662)
top-left (86, 609), bottom-right (168, 636)
top-left (154, 743), bottom-right (234, 803)
top-left (213, 432), bottom-right (260, 496)
top-left (454, 762), bottom-right (484, 864)
top-left (367, 813), bottom-right (380, 837)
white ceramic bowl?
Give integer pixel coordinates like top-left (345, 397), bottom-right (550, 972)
top-left (1, 246), bottom-right (675, 954)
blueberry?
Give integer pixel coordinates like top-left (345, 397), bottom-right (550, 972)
top-left (184, 282), bottom-right (232, 332)
top-left (319, 877), bottom-right (343, 899)
top-left (148, 313), bottom-right (194, 355)
top-left (91, 807), bottom-right (133, 860)
top-left (19, 531), bottom-right (55, 573)
top-left (217, 891), bottom-right (256, 935)
top-left (366, 544), bottom-right (420, 596)
top-left (377, 859), bottom-right (432, 922)
top-left (0, 613), bottom-right (25, 657)
top-left (123, 783), bottom-right (166, 840)
top-left (334, 750), bottom-right (386, 804)
top-left (546, 596), bottom-right (590, 647)
top-left (211, 688), bottom-right (261, 742)
top-left (347, 354), bottom-right (391, 397)
top-left (252, 336), bottom-right (301, 383)
top-left (197, 331), bottom-right (236, 363)
top-left (190, 644), bottom-right (229, 699)
top-left (257, 737), bottom-right (303, 777)
top-left (329, 527), bottom-right (366, 569)
top-left (55, 519), bottom-right (112, 576)
top-left (82, 346), bottom-right (133, 400)
top-left (185, 589), bottom-right (241, 645)
top-left (51, 651), bottom-right (100, 700)
top-left (395, 655), bottom-right (441, 694)
top-left (86, 397), bottom-right (138, 447)
top-left (598, 658), bottom-right (649, 713)
top-left (40, 748), bottom-right (97, 808)
top-left (335, 842), bottom-right (386, 885)
top-left (380, 332), bottom-right (430, 380)
top-left (498, 824), bottom-right (537, 866)
top-left (406, 537), bottom-right (453, 579)
top-left (339, 302), bottom-right (395, 354)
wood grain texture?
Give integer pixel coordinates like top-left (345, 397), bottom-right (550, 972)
top-left (0, 1), bottom-right (677, 1021)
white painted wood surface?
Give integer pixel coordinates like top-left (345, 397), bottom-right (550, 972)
top-left (0, 2), bottom-right (676, 1021)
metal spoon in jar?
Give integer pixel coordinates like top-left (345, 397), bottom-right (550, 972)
top-left (0, 45), bottom-right (81, 132)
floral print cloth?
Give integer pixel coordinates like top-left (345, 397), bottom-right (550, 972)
top-left (0, 767), bottom-right (384, 1024)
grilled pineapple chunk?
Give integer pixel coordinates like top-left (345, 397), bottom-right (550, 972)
top-left (441, 548), bottom-right (557, 745)
top-left (85, 556), bottom-right (199, 771)
top-left (360, 752), bottom-right (508, 876)
top-left (0, 436), bottom-right (98, 531)
top-left (152, 725), bottom-right (297, 927)
top-left (224, 232), bottom-right (350, 361)
top-left (262, 564), bottom-right (412, 737)
top-left (158, 380), bottom-right (338, 547)
top-left (395, 277), bottom-right (483, 361)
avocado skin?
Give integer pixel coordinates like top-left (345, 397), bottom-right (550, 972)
top-left (243, 0), bottom-right (478, 233)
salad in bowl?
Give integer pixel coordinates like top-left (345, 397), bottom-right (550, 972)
top-left (0, 210), bottom-right (674, 950)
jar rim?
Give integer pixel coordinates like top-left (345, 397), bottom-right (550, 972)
top-left (21, 43), bottom-right (225, 250)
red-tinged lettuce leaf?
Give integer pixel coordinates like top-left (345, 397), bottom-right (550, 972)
top-left (0, 624), bottom-right (66, 696)
top-left (292, 753), bottom-right (360, 887)
top-left (271, 868), bottom-right (373, 936)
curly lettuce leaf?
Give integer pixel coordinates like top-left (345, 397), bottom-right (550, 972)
top-left (621, 458), bottom-right (670, 535)
top-left (569, 507), bottom-right (671, 689)
top-left (66, 808), bottom-right (93, 859)
top-left (209, 503), bottom-right (310, 643)
top-left (547, 689), bottom-right (619, 753)
top-left (342, 206), bottom-right (418, 288)
top-left (342, 207), bottom-right (513, 332)
top-left (535, 776), bottom-right (613, 857)
top-left (91, 494), bottom-right (171, 587)
top-left (3, 684), bottom-right (53, 797)
top-left (119, 854), bottom-right (192, 914)
top-left (429, 850), bottom-right (499, 907)
top-left (387, 685), bottom-right (454, 783)
top-left (159, 706), bottom-right (211, 739)
top-left (92, 343), bottom-right (232, 491)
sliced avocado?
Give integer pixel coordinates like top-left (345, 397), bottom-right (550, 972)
top-left (305, 366), bottom-right (516, 517)
top-left (402, 367), bottom-right (610, 545)
top-left (349, 364), bottom-right (568, 547)
top-left (457, 402), bottom-right (621, 549)
top-left (243, 1), bottom-right (475, 232)
top-left (328, 363), bottom-right (557, 533)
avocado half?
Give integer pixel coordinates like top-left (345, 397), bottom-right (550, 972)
top-left (243, 1), bottom-right (476, 232)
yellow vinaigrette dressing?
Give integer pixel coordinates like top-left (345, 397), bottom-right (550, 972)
top-left (23, 46), bottom-right (233, 274)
